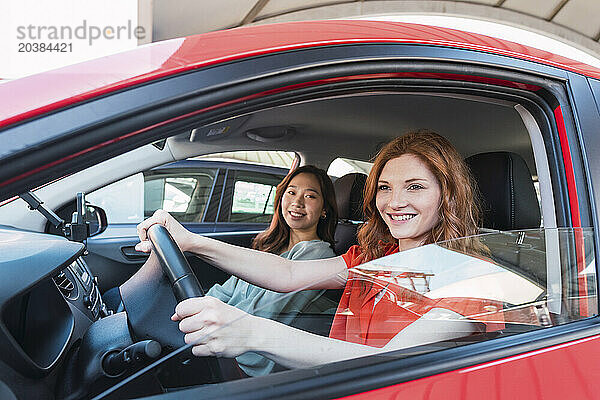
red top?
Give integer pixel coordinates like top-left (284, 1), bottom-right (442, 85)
top-left (329, 244), bottom-right (504, 347)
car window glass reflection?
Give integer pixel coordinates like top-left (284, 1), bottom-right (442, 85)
top-left (186, 227), bottom-right (596, 373)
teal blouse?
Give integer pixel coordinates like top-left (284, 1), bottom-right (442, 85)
top-left (206, 239), bottom-right (336, 376)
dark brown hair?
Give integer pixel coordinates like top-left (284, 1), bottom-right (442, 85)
top-left (357, 130), bottom-right (486, 262)
top-left (252, 165), bottom-right (338, 254)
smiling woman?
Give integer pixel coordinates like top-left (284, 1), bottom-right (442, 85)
top-left (185, 165), bottom-right (339, 376)
top-left (363, 130), bottom-right (485, 258)
top-left (376, 154), bottom-right (442, 248)
top-left (253, 165), bottom-right (337, 255)
top-left (135, 130), bottom-right (494, 364)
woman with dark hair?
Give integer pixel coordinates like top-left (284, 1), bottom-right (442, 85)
top-left (131, 165), bottom-right (337, 376)
top-left (136, 130), bottom-right (493, 368)
top-left (198, 165), bottom-right (338, 375)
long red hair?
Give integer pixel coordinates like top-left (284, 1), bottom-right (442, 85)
top-left (357, 130), bottom-right (485, 262)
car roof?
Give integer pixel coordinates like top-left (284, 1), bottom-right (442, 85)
top-left (2, 20), bottom-right (600, 130)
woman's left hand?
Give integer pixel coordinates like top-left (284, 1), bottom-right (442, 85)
top-left (172, 296), bottom-right (261, 358)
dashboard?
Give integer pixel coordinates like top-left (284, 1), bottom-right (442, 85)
top-left (55, 258), bottom-right (106, 320)
top-left (0, 226), bottom-right (106, 378)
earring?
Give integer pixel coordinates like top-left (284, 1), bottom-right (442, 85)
top-left (320, 212), bottom-right (326, 219)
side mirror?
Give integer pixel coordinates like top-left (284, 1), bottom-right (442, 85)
top-left (86, 204), bottom-right (108, 237)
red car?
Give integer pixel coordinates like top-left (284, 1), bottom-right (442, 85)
top-left (1, 20), bottom-right (599, 399)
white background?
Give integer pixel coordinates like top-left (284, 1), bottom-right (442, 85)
top-left (0, 0), bottom-right (140, 79)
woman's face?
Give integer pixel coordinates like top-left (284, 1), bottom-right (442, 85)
top-left (375, 154), bottom-right (442, 250)
top-left (281, 172), bottom-right (326, 234)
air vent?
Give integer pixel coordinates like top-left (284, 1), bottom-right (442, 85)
top-left (53, 271), bottom-right (77, 300)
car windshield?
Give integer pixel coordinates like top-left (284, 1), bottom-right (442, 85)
top-left (99, 227), bottom-right (596, 397)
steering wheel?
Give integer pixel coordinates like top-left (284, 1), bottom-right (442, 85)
top-left (119, 224), bottom-right (245, 383)
top-left (146, 224), bottom-right (204, 301)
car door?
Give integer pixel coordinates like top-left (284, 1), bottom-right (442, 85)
top-left (114, 48), bottom-right (600, 400)
top-left (4, 21), bottom-right (600, 400)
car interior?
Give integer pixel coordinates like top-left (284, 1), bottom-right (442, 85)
top-left (1, 87), bottom-right (596, 398)
top-left (1, 92), bottom-right (544, 231)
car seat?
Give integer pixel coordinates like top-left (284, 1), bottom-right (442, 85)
top-left (465, 151), bottom-right (541, 230)
top-left (333, 172), bottom-right (367, 255)
top-left (465, 151), bottom-right (547, 336)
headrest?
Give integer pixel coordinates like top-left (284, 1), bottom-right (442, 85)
top-left (465, 152), bottom-right (541, 231)
top-left (333, 173), bottom-right (367, 221)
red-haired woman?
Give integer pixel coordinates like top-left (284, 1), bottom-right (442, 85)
top-left (136, 130), bottom-right (491, 368)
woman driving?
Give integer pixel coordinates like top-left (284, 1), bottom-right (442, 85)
top-left (135, 165), bottom-right (339, 376)
top-left (136, 130), bottom-right (491, 368)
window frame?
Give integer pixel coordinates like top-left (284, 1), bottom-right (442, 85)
top-left (216, 167), bottom-right (289, 226)
top-left (143, 167), bottom-right (219, 223)
top-left (152, 79), bottom-right (597, 397)
top-left (174, 79), bottom-right (596, 397)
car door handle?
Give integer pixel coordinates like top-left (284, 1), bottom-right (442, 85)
top-left (121, 246), bottom-right (149, 260)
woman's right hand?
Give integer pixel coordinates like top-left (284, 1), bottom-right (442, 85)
top-left (135, 209), bottom-right (195, 253)
top-left (172, 296), bottom-right (262, 358)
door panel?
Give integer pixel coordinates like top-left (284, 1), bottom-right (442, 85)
top-left (343, 335), bottom-right (600, 400)
top-left (86, 227), bottom-right (261, 293)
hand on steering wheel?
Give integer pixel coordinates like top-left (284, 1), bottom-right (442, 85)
top-left (136, 209), bottom-right (195, 253)
top-left (172, 296), bottom-right (259, 358)
top-left (125, 211), bottom-right (247, 380)
top-left (146, 223), bottom-right (204, 302)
